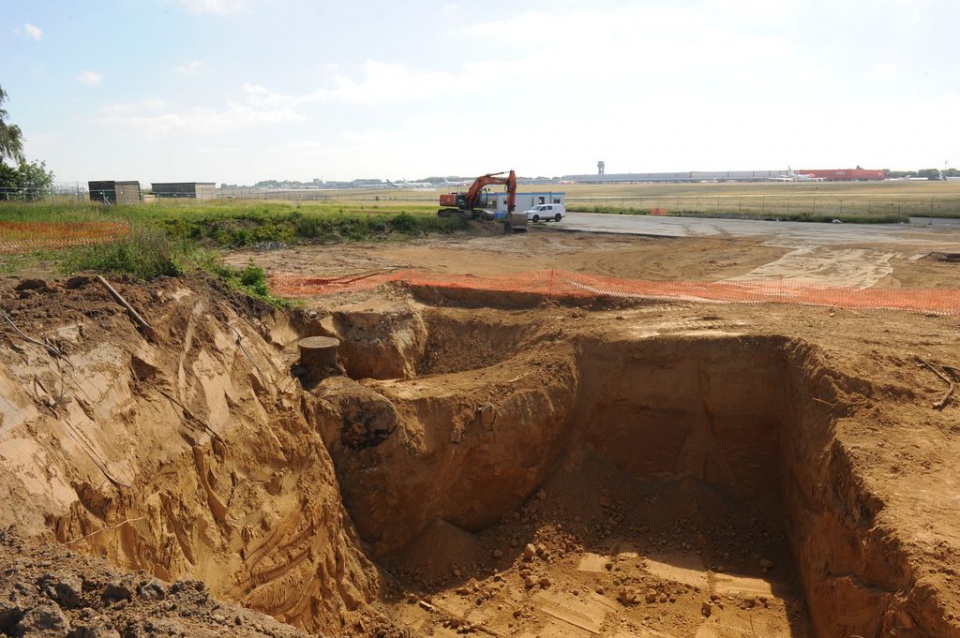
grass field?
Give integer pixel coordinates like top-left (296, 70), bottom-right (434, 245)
top-left (559, 180), bottom-right (960, 221)
top-left (361, 179), bottom-right (960, 222)
top-left (0, 200), bottom-right (463, 289)
top-left (6, 180), bottom-right (960, 227)
top-left (2, 179), bottom-right (959, 282)
top-left (0, 199), bottom-right (457, 243)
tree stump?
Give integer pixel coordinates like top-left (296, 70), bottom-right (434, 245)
top-left (298, 336), bottom-right (342, 384)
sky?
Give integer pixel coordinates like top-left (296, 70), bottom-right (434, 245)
top-left (2, 0), bottom-right (959, 185)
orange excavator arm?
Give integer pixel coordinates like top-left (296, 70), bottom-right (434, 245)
top-left (464, 170), bottom-right (516, 211)
top-left (440, 170), bottom-right (517, 213)
top-left (437, 169), bottom-right (525, 232)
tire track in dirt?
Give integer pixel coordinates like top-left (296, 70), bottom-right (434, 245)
top-left (724, 246), bottom-right (897, 289)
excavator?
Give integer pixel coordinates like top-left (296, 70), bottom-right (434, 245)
top-left (438, 170), bottom-right (528, 232)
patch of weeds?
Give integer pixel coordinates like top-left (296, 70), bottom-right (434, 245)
top-left (60, 225), bottom-right (188, 280)
top-left (157, 208), bottom-right (471, 247)
top-left (209, 260), bottom-right (289, 308)
top-left (239, 263), bottom-right (270, 296)
top-left (569, 205), bottom-right (648, 215)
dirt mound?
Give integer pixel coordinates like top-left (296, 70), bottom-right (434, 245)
top-left (0, 526), bottom-right (312, 638)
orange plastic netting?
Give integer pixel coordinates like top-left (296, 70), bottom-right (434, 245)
top-left (0, 221), bottom-right (130, 254)
top-left (269, 269), bottom-right (960, 316)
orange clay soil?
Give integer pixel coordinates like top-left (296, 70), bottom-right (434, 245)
top-left (0, 229), bottom-right (958, 638)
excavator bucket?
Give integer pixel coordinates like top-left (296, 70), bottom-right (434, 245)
top-left (504, 212), bottom-right (528, 233)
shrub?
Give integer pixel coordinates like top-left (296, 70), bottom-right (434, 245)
top-left (239, 263), bottom-right (269, 296)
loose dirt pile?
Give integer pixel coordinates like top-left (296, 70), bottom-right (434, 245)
top-left (1, 230), bottom-right (959, 638)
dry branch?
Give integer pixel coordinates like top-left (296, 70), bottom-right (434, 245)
top-left (916, 357), bottom-right (955, 410)
top-left (64, 516), bottom-right (146, 545)
top-left (1, 309), bottom-right (72, 366)
top-left (94, 275), bottom-right (156, 338)
top-left (229, 324), bottom-right (273, 384)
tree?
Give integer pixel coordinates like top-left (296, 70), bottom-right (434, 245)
top-left (0, 84), bottom-right (25, 166)
top-left (0, 159), bottom-right (54, 200)
top-left (19, 159), bottom-right (54, 199)
top-left (0, 85), bottom-right (55, 200)
top-left (917, 168), bottom-right (942, 181)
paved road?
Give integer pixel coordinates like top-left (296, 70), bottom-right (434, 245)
top-left (554, 213), bottom-right (960, 249)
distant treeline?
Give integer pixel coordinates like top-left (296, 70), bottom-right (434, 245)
top-left (885, 168), bottom-right (959, 180)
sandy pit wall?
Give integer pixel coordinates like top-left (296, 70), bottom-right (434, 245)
top-left (0, 278), bottom-right (376, 635)
top-left (570, 334), bottom-right (935, 637)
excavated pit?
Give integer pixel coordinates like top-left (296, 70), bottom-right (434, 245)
top-left (309, 310), bottom-right (924, 638)
top-left (1, 280), bottom-right (952, 638)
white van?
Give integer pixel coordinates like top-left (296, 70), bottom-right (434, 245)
top-left (524, 203), bottom-right (566, 222)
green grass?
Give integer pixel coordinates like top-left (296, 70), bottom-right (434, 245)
top-left (0, 200), bottom-right (471, 303)
top-left (0, 249), bottom-right (60, 275)
top-left (56, 225), bottom-right (293, 305)
top-left (209, 259), bottom-right (291, 307)
top-left (60, 225), bottom-right (189, 280)
top-left (569, 205), bottom-right (649, 215)
top-left (668, 209), bottom-right (901, 224)
top-left (155, 208), bottom-right (467, 247)
top-left (0, 200), bottom-right (469, 245)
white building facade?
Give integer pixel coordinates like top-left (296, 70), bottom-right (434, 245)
top-left (487, 191), bottom-right (565, 214)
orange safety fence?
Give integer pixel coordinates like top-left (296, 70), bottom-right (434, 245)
top-left (0, 221), bottom-right (130, 254)
top-left (269, 269), bottom-right (960, 316)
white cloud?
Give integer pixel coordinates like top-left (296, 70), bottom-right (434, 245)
top-left (870, 62), bottom-right (899, 77)
top-left (22, 23), bottom-right (43, 41)
top-left (98, 87), bottom-right (302, 136)
top-left (306, 61), bottom-right (473, 105)
top-left (113, 105), bottom-right (301, 136)
top-left (460, 6), bottom-right (790, 83)
top-left (171, 0), bottom-right (247, 15)
top-left (176, 60), bottom-right (204, 74)
top-left (76, 70), bottom-right (103, 86)
top-left (100, 99), bottom-right (167, 117)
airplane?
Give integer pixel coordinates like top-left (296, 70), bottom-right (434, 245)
top-left (768, 167), bottom-right (825, 182)
top-left (386, 180), bottom-right (435, 190)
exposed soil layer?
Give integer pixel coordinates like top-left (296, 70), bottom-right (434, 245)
top-left (1, 230), bottom-right (959, 638)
